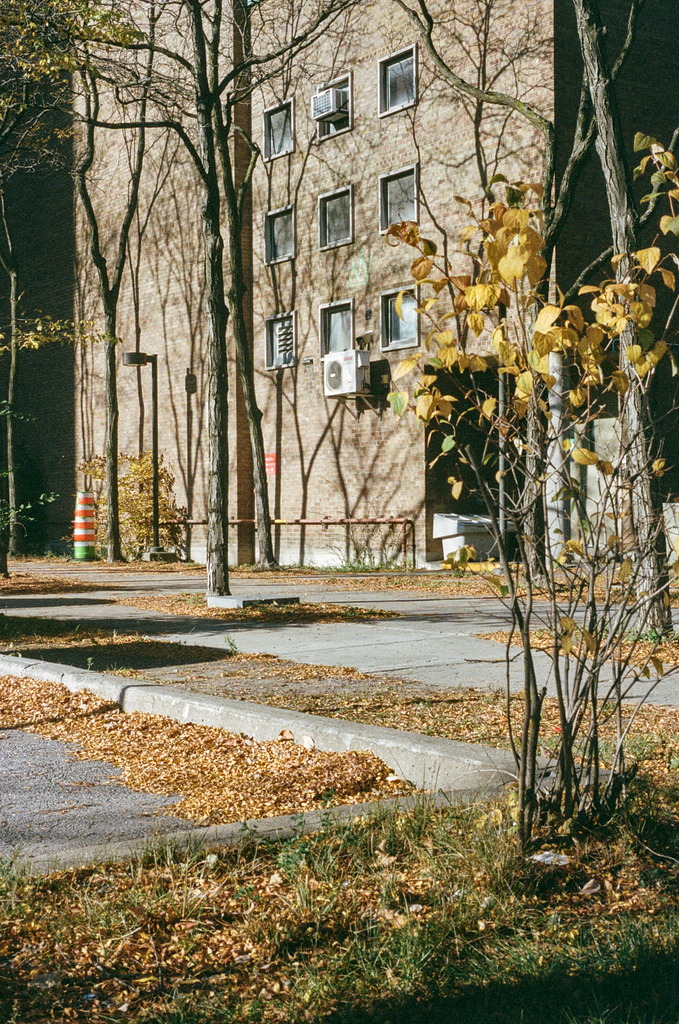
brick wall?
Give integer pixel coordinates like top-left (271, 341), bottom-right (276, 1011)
top-left (10, 0), bottom-right (556, 565)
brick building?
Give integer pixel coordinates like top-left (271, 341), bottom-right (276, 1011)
top-left (4, 0), bottom-right (678, 565)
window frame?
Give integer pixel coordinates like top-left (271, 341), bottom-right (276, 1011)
top-left (318, 185), bottom-right (354, 251)
top-left (263, 98), bottom-right (295, 161)
top-left (265, 311), bottom-right (297, 370)
top-left (380, 286), bottom-right (420, 352)
top-left (319, 298), bottom-right (355, 357)
top-left (264, 204), bottom-right (295, 265)
top-left (316, 72), bottom-right (353, 141)
top-left (378, 44), bottom-right (417, 117)
top-left (378, 163), bottom-right (419, 233)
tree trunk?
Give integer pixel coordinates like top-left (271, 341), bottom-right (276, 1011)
top-left (572, 0), bottom-right (671, 634)
top-left (545, 350), bottom-right (571, 556)
top-left (202, 188), bottom-right (231, 596)
top-left (217, 0), bottom-right (277, 569)
top-left (103, 306), bottom-right (122, 561)
top-left (222, 180), bottom-right (277, 569)
top-left (6, 266), bottom-right (19, 556)
top-left (189, 0), bottom-right (230, 596)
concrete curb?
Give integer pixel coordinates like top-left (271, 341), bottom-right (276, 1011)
top-left (0, 653), bottom-right (518, 794)
top-left (11, 789), bottom-right (479, 875)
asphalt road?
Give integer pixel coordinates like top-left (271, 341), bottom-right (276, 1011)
top-left (0, 728), bottom-right (192, 867)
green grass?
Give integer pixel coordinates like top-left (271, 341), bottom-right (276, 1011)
top-left (2, 789), bottom-right (679, 1023)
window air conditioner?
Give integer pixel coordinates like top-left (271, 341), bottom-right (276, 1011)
top-left (323, 350), bottom-right (370, 397)
top-left (312, 88), bottom-right (348, 122)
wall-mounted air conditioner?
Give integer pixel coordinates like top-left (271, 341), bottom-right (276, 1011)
top-left (323, 350), bottom-right (370, 397)
top-left (312, 88), bottom-right (348, 122)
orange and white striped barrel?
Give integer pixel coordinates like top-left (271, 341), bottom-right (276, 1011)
top-left (73, 491), bottom-right (97, 561)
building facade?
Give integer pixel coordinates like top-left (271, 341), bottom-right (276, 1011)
top-left (4, 0), bottom-right (677, 564)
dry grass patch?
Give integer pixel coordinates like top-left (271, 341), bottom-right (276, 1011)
top-left (0, 676), bottom-right (410, 823)
top-left (2, 792), bottom-right (679, 1023)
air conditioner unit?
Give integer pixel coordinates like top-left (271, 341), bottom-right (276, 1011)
top-left (323, 350), bottom-right (370, 397)
top-left (311, 88), bottom-right (348, 122)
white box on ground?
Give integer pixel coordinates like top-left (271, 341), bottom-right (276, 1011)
top-left (432, 513), bottom-right (508, 559)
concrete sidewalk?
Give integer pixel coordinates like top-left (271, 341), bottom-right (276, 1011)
top-left (3, 562), bottom-right (679, 703)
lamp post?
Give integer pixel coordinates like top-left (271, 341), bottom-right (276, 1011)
top-left (123, 351), bottom-right (160, 552)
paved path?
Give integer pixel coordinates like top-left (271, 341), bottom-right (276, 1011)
top-left (3, 561), bottom-right (679, 703)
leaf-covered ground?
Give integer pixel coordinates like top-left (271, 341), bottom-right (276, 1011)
top-left (1, 791), bottom-right (679, 1023)
top-left (0, 573), bottom-right (105, 595)
top-left (112, 592), bottom-right (398, 622)
top-left (0, 676), bottom-right (410, 824)
top-left (480, 627), bottom-right (679, 668)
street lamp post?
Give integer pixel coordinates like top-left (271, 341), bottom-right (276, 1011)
top-left (123, 351), bottom-right (160, 552)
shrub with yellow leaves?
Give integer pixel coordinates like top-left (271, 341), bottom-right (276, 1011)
top-left (386, 164), bottom-right (679, 848)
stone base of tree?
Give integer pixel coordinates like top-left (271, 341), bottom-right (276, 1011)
top-left (141, 550), bottom-right (179, 563)
top-left (206, 595), bottom-right (300, 609)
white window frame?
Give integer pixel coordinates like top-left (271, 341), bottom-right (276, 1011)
top-left (378, 163), bottom-right (419, 233)
top-left (316, 72), bottom-right (353, 141)
top-left (265, 311), bottom-right (296, 370)
top-left (319, 298), bottom-right (355, 356)
top-left (263, 98), bottom-right (295, 161)
top-left (380, 287), bottom-right (420, 352)
top-left (318, 185), bottom-right (353, 251)
top-left (264, 204), bottom-right (295, 265)
top-left (378, 44), bottom-right (417, 117)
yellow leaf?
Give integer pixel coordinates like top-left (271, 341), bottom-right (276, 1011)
top-left (564, 305), bottom-right (585, 331)
top-left (450, 479), bottom-right (464, 500)
top-left (498, 246), bottom-right (529, 284)
top-left (635, 246), bottom-right (662, 274)
top-left (650, 656), bottom-right (664, 675)
top-left (534, 304), bottom-right (561, 335)
top-left (596, 459), bottom-right (614, 475)
top-left (515, 370), bottom-right (533, 397)
top-left (625, 345), bottom-right (643, 364)
top-left (392, 352), bottom-right (421, 381)
top-left (561, 616), bottom-right (576, 632)
top-left (412, 257), bottom-right (434, 281)
top-left (610, 370), bottom-right (629, 395)
top-left (564, 539), bottom-right (583, 556)
top-left (416, 394), bottom-right (436, 422)
top-left (653, 458), bottom-right (667, 476)
top-left (569, 387), bottom-right (586, 408)
top-left (571, 447), bottom-right (598, 466)
top-left (482, 397), bottom-right (497, 418)
top-left (468, 312), bottom-right (484, 336)
top-left (617, 558), bottom-right (633, 582)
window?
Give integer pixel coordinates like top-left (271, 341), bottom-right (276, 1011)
top-left (379, 165), bottom-right (418, 231)
top-left (266, 313), bottom-right (296, 369)
top-left (381, 289), bottom-right (418, 350)
top-left (379, 46), bottom-right (416, 115)
top-left (265, 206), bottom-right (294, 264)
top-left (264, 100), bottom-right (293, 159)
top-left (316, 75), bottom-right (352, 139)
top-left (320, 300), bottom-right (353, 355)
top-left (319, 186), bottom-right (353, 249)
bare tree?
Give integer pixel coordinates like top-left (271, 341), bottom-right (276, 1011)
top-left (86, 0), bottom-right (358, 591)
top-left (73, 17), bottom-right (156, 562)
